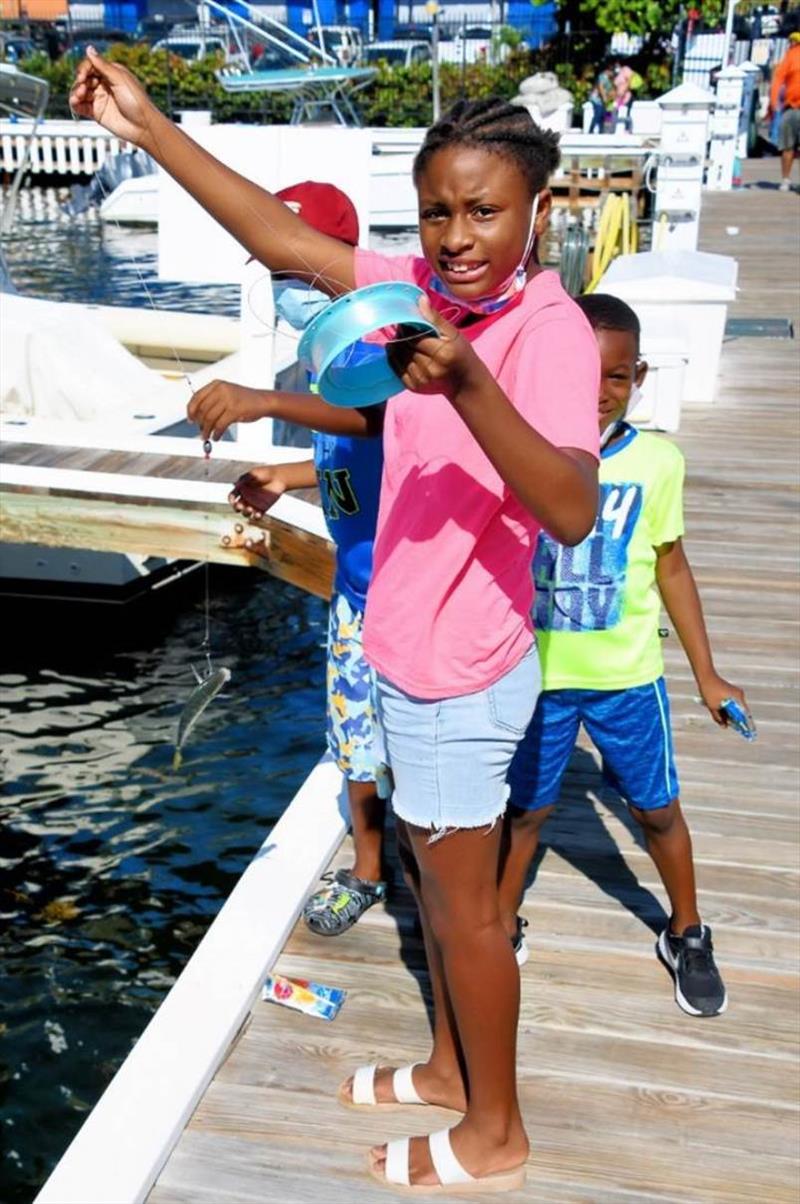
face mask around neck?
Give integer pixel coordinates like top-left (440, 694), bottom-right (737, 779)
top-left (273, 279), bottom-right (330, 330)
top-left (429, 193), bottom-right (540, 321)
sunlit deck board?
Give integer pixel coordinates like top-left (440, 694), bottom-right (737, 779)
top-left (149, 159), bottom-right (800, 1204)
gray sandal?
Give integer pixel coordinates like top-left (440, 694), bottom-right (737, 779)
top-left (303, 868), bottom-right (387, 936)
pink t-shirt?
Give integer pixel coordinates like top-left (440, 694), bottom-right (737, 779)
top-left (356, 249), bottom-right (600, 699)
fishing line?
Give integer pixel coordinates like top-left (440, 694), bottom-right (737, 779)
top-left (69, 106), bottom-right (220, 682)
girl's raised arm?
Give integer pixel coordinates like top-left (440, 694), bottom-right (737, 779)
top-left (70, 49), bottom-right (356, 294)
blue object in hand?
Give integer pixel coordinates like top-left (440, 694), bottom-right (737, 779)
top-left (297, 282), bottom-right (439, 407)
top-left (720, 698), bottom-right (756, 741)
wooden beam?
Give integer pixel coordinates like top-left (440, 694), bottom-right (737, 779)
top-left (0, 489), bottom-right (334, 600)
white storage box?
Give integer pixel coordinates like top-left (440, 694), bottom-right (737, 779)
top-left (598, 250), bottom-right (738, 403)
top-left (628, 339), bottom-right (689, 432)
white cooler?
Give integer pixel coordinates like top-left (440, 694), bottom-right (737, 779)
top-left (598, 250), bottom-right (738, 404)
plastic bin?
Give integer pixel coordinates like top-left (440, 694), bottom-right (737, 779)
top-left (598, 250), bottom-right (738, 404)
top-left (627, 338), bottom-right (688, 433)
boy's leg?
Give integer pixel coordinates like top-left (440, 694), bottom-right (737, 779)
top-left (304, 593), bottom-right (387, 936)
top-left (627, 797), bottom-right (699, 933)
top-left (348, 777), bottom-right (385, 883)
top-left (584, 679), bottom-right (727, 1016)
top-left (498, 690), bottom-right (580, 941)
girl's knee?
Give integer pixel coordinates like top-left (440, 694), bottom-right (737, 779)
top-left (421, 875), bottom-right (498, 948)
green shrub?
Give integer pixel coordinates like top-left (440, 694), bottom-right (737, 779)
top-left (21, 43), bottom-right (671, 128)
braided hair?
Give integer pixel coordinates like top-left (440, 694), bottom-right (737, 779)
top-left (413, 98), bottom-right (561, 198)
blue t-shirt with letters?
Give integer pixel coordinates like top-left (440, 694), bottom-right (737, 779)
top-left (309, 341), bottom-right (383, 611)
top-left (313, 430), bottom-right (382, 612)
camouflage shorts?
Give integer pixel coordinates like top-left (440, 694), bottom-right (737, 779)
top-left (327, 592), bottom-right (383, 782)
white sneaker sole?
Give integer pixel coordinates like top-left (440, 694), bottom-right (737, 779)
top-left (656, 930), bottom-right (728, 1017)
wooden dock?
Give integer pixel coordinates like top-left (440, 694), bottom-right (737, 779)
top-left (0, 437), bottom-right (335, 599)
top-left (144, 160), bottom-right (799, 1203)
top-left (79, 160), bottom-right (800, 1202)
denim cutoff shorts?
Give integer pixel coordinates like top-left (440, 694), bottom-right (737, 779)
top-left (375, 644), bottom-right (540, 836)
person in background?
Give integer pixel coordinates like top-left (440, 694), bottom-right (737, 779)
top-left (613, 58), bottom-right (634, 132)
top-left (189, 182), bottom-right (390, 938)
top-left (769, 31), bottom-right (800, 190)
top-left (589, 59), bottom-right (614, 133)
top-left (498, 293), bottom-right (749, 1018)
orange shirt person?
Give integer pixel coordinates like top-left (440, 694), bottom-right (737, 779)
top-left (769, 33), bottom-right (800, 191)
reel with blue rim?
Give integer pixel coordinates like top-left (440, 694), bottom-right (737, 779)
top-left (298, 282), bottom-right (438, 407)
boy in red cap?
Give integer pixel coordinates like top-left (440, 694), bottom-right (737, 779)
top-left (190, 181), bottom-right (389, 936)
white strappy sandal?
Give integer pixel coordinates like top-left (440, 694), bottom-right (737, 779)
top-left (338, 1062), bottom-right (428, 1111)
top-left (370, 1127), bottom-right (527, 1195)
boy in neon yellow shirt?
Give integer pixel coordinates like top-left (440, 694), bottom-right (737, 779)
top-left (500, 294), bottom-right (750, 1017)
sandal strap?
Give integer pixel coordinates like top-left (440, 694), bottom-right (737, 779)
top-left (392, 1063), bottom-right (424, 1105)
top-left (385, 1137), bottom-right (411, 1186)
top-left (429, 1128), bottom-right (475, 1185)
top-left (352, 1063), bottom-right (377, 1106)
top-left (334, 868), bottom-right (387, 901)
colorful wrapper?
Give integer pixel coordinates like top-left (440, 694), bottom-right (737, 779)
top-left (262, 973), bottom-right (346, 1021)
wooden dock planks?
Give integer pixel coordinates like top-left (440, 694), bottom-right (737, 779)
top-left (0, 442), bottom-right (335, 599)
top-left (147, 159), bottom-right (800, 1204)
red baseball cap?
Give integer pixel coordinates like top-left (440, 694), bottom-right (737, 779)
top-left (247, 180), bottom-right (359, 264)
top-left (276, 180), bottom-right (359, 245)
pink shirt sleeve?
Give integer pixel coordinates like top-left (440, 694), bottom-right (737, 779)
top-left (512, 311), bottom-right (601, 460)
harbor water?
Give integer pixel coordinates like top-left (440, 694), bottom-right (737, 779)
top-left (0, 194), bottom-right (418, 1202)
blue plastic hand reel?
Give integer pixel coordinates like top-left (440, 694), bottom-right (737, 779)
top-left (297, 282), bottom-right (439, 407)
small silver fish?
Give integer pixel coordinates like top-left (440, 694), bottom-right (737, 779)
top-left (173, 666), bottom-right (231, 771)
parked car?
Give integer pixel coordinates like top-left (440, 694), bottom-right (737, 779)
top-left (392, 24), bottom-right (432, 43)
top-left (0, 35), bottom-right (35, 64)
top-left (438, 25), bottom-right (513, 65)
top-left (307, 25), bottom-right (364, 66)
top-left (63, 31), bottom-right (134, 61)
top-left (365, 40), bottom-right (431, 68)
top-left (152, 34), bottom-right (228, 61)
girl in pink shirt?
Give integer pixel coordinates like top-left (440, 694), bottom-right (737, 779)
top-left (72, 55), bottom-right (599, 1194)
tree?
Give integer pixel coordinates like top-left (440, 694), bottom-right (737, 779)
top-left (555, 0), bottom-right (726, 36)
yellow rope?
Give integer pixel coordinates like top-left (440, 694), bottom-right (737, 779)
top-left (584, 193), bottom-right (639, 294)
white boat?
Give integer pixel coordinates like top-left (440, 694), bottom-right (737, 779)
top-left (0, 259), bottom-right (315, 598)
top-left (95, 127), bottom-right (424, 229)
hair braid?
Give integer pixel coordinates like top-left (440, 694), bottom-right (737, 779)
top-left (413, 97), bottom-right (561, 196)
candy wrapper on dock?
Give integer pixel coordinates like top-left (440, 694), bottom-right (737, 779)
top-left (262, 973), bottom-right (346, 1021)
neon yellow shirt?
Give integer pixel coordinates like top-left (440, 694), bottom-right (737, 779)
top-left (534, 425), bottom-right (685, 691)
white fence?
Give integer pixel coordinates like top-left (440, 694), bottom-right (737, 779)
top-left (683, 33), bottom-right (789, 88)
top-left (0, 119), bottom-right (133, 175)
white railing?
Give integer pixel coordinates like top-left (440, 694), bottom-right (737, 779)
top-left (0, 118), bottom-right (132, 175)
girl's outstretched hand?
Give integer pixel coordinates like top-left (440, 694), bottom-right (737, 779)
top-left (387, 296), bottom-right (484, 400)
top-left (70, 47), bottom-right (157, 147)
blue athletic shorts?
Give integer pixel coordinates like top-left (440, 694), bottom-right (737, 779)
top-left (508, 677), bottom-right (680, 813)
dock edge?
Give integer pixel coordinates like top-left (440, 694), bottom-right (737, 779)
top-left (34, 755), bottom-right (347, 1204)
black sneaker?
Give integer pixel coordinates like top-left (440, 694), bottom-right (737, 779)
top-left (512, 916), bottom-right (530, 968)
top-left (656, 924), bottom-right (728, 1016)
top-left (303, 868), bottom-right (386, 936)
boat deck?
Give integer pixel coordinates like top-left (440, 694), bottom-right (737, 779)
top-left (148, 160), bottom-right (800, 1203)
